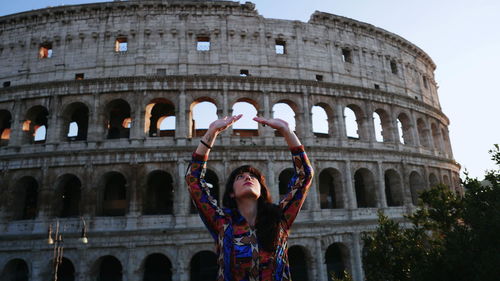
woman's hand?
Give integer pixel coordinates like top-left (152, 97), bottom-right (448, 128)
top-left (252, 117), bottom-right (291, 134)
top-left (208, 114), bottom-right (243, 136)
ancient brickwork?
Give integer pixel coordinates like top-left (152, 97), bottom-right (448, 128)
top-left (0, 1), bottom-right (459, 281)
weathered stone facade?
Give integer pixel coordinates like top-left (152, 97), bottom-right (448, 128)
top-left (0, 1), bottom-right (460, 280)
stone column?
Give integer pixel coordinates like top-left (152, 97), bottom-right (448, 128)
top-left (409, 110), bottom-right (420, 147)
top-left (45, 96), bottom-right (61, 145)
top-left (9, 98), bottom-right (24, 147)
top-left (376, 161), bottom-right (387, 208)
top-left (351, 232), bottom-right (364, 281)
top-left (315, 238), bottom-right (327, 281)
top-left (176, 89), bottom-right (188, 145)
top-left (364, 101), bottom-right (376, 143)
top-left (266, 159), bottom-right (278, 203)
top-left (87, 92), bottom-right (102, 143)
top-left (221, 88), bottom-right (232, 145)
top-left (262, 91), bottom-right (274, 145)
top-left (301, 88), bottom-right (314, 145)
top-left (176, 159), bottom-right (188, 216)
top-left (400, 161), bottom-right (412, 206)
top-left (335, 104), bottom-right (347, 140)
top-left (129, 92), bottom-right (144, 142)
top-left (344, 160), bottom-right (356, 209)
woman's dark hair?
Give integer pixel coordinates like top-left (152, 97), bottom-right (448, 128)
top-left (223, 165), bottom-right (282, 252)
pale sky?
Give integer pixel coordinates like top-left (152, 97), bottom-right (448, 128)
top-left (1, 0), bottom-right (499, 179)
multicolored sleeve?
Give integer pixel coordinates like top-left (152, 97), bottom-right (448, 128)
top-left (278, 145), bottom-right (314, 229)
top-left (185, 152), bottom-right (225, 240)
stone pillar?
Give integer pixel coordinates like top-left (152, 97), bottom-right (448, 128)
top-left (45, 96), bottom-right (61, 145)
top-left (364, 101), bottom-right (376, 143)
top-left (315, 238), bottom-right (327, 281)
top-left (221, 88), bottom-right (232, 145)
top-left (129, 92), bottom-right (143, 142)
top-left (376, 161), bottom-right (387, 208)
top-left (351, 233), bottom-right (364, 281)
top-left (400, 161), bottom-right (412, 206)
top-left (266, 159), bottom-right (278, 203)
top-left (301, 89), bottom-right (314, 144)
top-left (344, 160), bottom-right (356, 209)
top-left (409, 110), bottom-right (420, 147)
top-left (335, 104), bottom-right (347, 140)
top-left (87, 93), bottom-right (102, 143)
top-left (262, 91), bottom-right (274, 145)
top-left (36, 167), bottom-right (52, 220)
top-left (176, 89), bottom-right (188, 145)
top-left (127, 164), bottom-right (140, 216)
top-left (176, 159), bottom-right (188, 216)
top-left (9, 98), bottom-right (24, 147)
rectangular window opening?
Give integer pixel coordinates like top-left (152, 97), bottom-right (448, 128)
top-left (157, 68), bottom-right (166, 76)
top-left (39, 44), bottom-right (53, 59)
top-left (315, 75), bottom-right (323, 82)
top-left (75, 73), bottom-right (84, 80)
top-left (197, 36), bottom-right (210, 51)
top-left (115, 37), bottom-right (128, 52)
top-left (423, 76), bottom-right (428, 89)
top-left (3, 81), bottom-right (11, 88)
top-left (275, 39), bottom-right (286, 55)
top-left (341, 48), bottom-right (352, 63)
top-left (374, 84), bottom-right (380, 90)
top-left (390, 60), bottom-right (398, 74)
top-left (240, 69), bottom-right (249, 77)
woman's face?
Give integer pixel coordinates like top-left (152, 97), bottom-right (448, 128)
top-left (232, 172), bottom-right (261, 200)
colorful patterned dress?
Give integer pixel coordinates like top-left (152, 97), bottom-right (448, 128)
top-left (185, 145), bottom-right (313, 281)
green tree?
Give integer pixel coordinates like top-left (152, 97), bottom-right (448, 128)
top-left (362, 145), bottom-right (500, 281)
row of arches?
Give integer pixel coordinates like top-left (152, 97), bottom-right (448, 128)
top-left (0, 96), bottom-right (451, 154)
top-left (3, 165), bottom-right (455, 221)
top-left (0, 243), bottom-right (349, 281)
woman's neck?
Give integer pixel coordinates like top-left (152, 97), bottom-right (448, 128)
top-left (236, 198), bottom-right (258, 227)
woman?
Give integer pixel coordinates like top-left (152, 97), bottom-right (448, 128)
top-left (185, 114), bottom-right (313, 281)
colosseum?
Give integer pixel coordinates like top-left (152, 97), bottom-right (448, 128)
top-left (0, 0), bottom-right (460, 280)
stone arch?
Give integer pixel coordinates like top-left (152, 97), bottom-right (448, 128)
top-left (0, 109), bottom-right (12, 146)
top-left (318, 168), bottom-right (344, 209)
top-left (289, 245), bottom-right (310, 281)
top-left (54, 174), bottom-right (82, 218)
top-left (431, 122), bottom-right (441, 151)
top-left (429, 173), bottom-right (438, 188)
top-left (92, 255), bottom-right (123, 281)
top-left (384, 169), bottom-right (404, 206)
top-left (354, 168), bottom-right (377, 208)
top-left (104, 99), bottom-right (131, 139)
top-left (142, 253), bottom-right (173, 281)
top-left (272, 100), bottom-right (297, 136)
top-left (190, 251), bottom-right (217, 281)
top-left (100, 172), bottom-right (128, 216)
top-left (57, 257), bottom-right (76, 281)
top-left (312, 103), bottom-right (332, 136)
top-left (144, 98), bottom-right (176, 137)
top-left (409, 171), bottom-right (425, 205)
top-left (325, 243), bottom-right (350, 281)
top-left (11, 176), bottom-right (39, 220)
top-left (1, 258), bottom-right (29, 281)
top-left (373, 108), bottom-right (392, 142)
top-left (344, 104), bottom-right (367, 140)
top-left (61, 102), bottom-right (89, 141)
top-left (23, 105), bottom-right (49, 144)
top-left (231, 98), bottom-right (259, 136)
top-left (396, 112), bottom-right (413, 145)
top-left (278, 168), bottom-right (295, 200)
top-left (190, 98), bottom-right (218, 137)
top-left (143, 170), bottom-right (174, 215)
top-left (417, 118), bottom-right (430, 148)
top-left (190, 168), bottom-right (219, 214)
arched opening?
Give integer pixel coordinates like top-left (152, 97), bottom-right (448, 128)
top-left (278, 168), bottom-right (295, 200)
top-left (24, 105), bottom-right (49, 144)
top-left (325, 243), bottom-right (349, 281)
top-left (57, 257), bottom-right (75, 281)
top-left (272, 102), bottom-right (296, 137)
top-left (289, 246), bottom-right (309, 281)
top-left (63, 102), bottom-right (89, 141)
top-left (97, 256), bottom-right (122, 281)
top-left (191, 169), bottom-right (219, 214)
top-left (144, 99), bottom-right (175, 137)
top-left (443, 175), bottom-right (450, 187)
top-left (409, 171), bottom-right (425, 205)
top-left (143, 253), bottom-right (172, 281)
top-left (417, 118), bottom-right (430, 148)
top-left (55, 174), bottom-right (81, 218)
top-left (384, 169), bottom-right (404, 206)
top-left (373, 109), bottom-right (392, 142)
top-left (354, 168), bottom-right (376, 208)
top-left (1, 259), bottom-right (29, 281)
top-left (319, 169), bottom-right (344, 209)
top-left (105, 99), bottom-right (131, 139)
top-left (144, 171), bottom-right (174, 215)
top-left (397, 113), bottom-right (413, 145)
top-left (232, 100), bottom-right (258, 137)
top-left (0, 110), bottom-right (12, 146)
top-left (101, 172), bottom-right (127, 216)
top-left (429, 173), bottom-right (438, 188)
top-left (312, 105), bottom-right (329, 137)
top-left (431, 123), bottom-right (441, 151)
top-left (12, 176), bottom-right (39, 220)
top-left (191, 100), bottom-right (218, 137)
top-left (190, 251), bottom-right (217, 281)
top-left (344, 107), bottom-right (358, 139)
